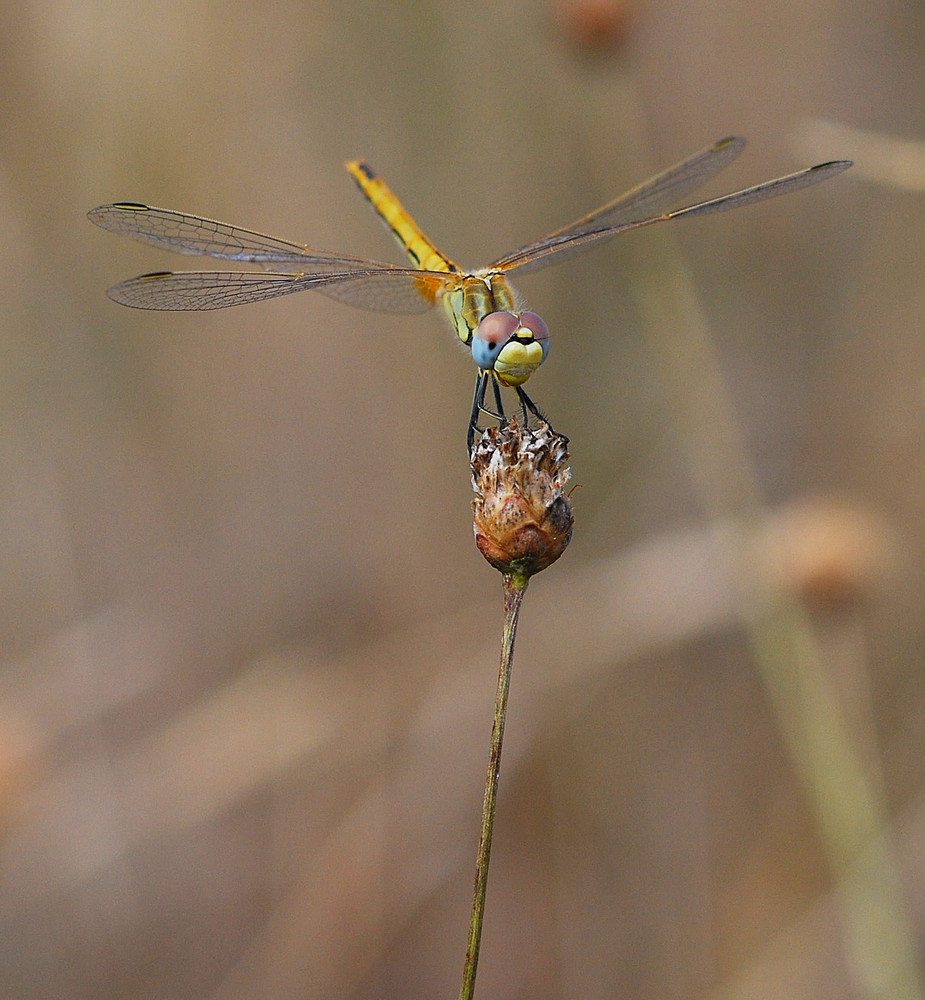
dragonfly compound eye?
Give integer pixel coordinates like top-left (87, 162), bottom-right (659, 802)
top-left (472, 311), bottom-right (520, 370)
top-left (518, 311), bottom-right (551, 362)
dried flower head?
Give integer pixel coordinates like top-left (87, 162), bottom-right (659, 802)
top-left (471, 420), bottom-right (574, 577)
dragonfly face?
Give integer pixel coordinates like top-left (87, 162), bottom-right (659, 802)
top-left (88, 138), bottom-right (851, 447)
top-left (471, 309), bottom-right (551, 387)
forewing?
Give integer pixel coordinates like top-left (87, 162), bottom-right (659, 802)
top-left (491, 136), bottom-right (746, 270)
top-left (88, 203), bottom-right (398, 269)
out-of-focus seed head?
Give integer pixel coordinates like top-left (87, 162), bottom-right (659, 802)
top-left (471, 421), bottom-right (574, 577)
top-left (553, 0), bottom-right (633, 54)
top-left (756, 498), bottom-right (894, 612)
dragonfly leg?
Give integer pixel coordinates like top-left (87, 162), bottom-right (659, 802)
top-left (468, 371), bottom-right (510, 451)
top-left (491, 376), bottom-right (506, 423)
top-left (468, 376), bottom-right (567, 450)
top-left (515, 386), bottom-right (568, 444)
top-left (468, 372), bottom-right (490, 452)
top-left (516, 386), bottom-right (543, 425)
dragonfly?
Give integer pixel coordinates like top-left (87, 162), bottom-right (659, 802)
top-left (88, 137), bottom-right (851, 450)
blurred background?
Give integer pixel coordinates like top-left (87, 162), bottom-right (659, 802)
top-left (0, 1), bottom-right (923, 998)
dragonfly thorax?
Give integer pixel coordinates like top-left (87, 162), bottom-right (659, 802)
top-left (440, 273), bottom-right (516, 345)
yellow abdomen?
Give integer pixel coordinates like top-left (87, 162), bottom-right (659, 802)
top-left (345, 161), bottom-right (456, 276)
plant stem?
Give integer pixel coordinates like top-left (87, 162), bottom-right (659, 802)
top-left (458, 572), bottom-right (529, 1000)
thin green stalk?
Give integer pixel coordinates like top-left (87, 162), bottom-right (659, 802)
top-left (625, 175), bottom-right (923, 1000)
top-left (458, 572), bottom-right (529, 1000)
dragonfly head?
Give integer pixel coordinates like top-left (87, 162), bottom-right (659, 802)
top-left (472, 311), bottom-right (550, 387)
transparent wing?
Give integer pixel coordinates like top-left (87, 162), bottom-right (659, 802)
top-left (491, 141), bottom-right (852, 275)
top-left (525, 137), bottom-right (745, 243)
top-left (88, 202), bottom-right (402, 270)
top-left (89, 203), bottom-right (456, 312)
top-left (106, 268), bottom-right (451, 313)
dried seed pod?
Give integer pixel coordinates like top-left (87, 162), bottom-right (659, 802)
top-left (471, 421), bottom-right (574, 577)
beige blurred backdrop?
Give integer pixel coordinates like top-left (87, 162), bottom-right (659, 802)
top-left (0, 1), bottom-right (923, 998)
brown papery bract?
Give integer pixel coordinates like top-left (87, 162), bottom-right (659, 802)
top-left (470, 421), bottom-right (574, 577)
